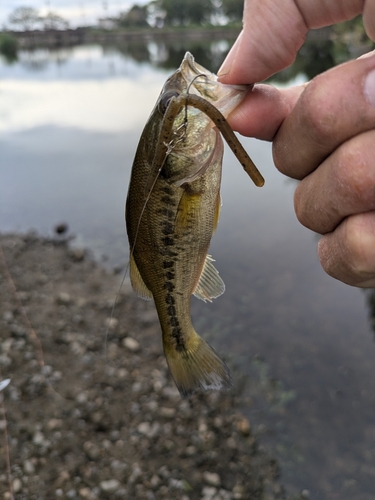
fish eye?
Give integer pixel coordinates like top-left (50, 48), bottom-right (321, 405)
top-left (159, 90), bottom-right (179, 114)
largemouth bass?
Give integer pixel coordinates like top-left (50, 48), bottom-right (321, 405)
top-left (126, 52), bottom-right (264, 397)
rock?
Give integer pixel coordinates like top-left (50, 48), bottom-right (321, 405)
top-left (69, 248), bottom-right (85, 262)
top-left (99, 479), bottom-right (120, 493)
top-left (236, 417), bottom-right (251, 436)
top-left (159, 407), bottom-right (176, 418)
top-left (23, 459), bottom-right (36, 474)
top-left (123, 337), bottom-right (140, 352)
top-left (12, 478), bottom-right (22, 493)
top-left (137, 421), bottom-right (160, 438)
top-left (201, 486), bottom-right (217, 499)
top-left (150, 474), bottom-right (161, 488)
top-left (56, 292), bottom-right (72, 305)
top-left (33, 431), bottom-right (45, 445)
top-left (232, 484), bottom-right (245, 499)
top-left (203, 471), bottom-right (221, 487)
top-left (105, 317), bottom-right (118, 331)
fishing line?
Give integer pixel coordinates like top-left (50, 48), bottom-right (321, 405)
top-left (185, 72), bottom-right (207, 127)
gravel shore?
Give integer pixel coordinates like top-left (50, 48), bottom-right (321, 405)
top-left (0, 233), bottom-right (298, 500)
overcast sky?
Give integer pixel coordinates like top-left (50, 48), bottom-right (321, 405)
top-left (0, 0), bottom-right (148, 28)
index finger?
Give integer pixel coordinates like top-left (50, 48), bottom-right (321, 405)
top-left (219, 0), bottom-right (364, 84)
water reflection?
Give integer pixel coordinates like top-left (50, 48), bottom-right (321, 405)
top-left (6, 27), bottom-right (373, 81)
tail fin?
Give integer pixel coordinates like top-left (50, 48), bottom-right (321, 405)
top-left (164, 331), bottom-right (233, 398)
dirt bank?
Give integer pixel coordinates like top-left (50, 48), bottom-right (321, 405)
top-left (0, 233), bottom-right (298, 500)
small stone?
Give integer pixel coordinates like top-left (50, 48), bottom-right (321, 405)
top-left (186, 445), bottom-right (196, 456)
top-left (117, 368), bottom-right (129, 379)
top-left (33, 431), bottom-right (45, 445)
top-left (236, 417), bottom-right (251, 436)
top-left (203, 471), bottom-right (221, 487)
top-left (159, 407), bottom-right (176, 418)
top-left (233, 484), bottom-right (245, 499)
top-left (2, 311), bottom-right (13, 322)
top-left (48, 418), bottom-right (63, 430)
top-left (69, 248), bottom-right (85, 261)
top-left (79, 487), bottom-right (93, 498)
top-left (83, 441), bottom-right (100, 460)
top-left (123, 337), bottom-right (140, 352)
top-left (99, 479), bottom-right (120, 493)
top-left (226, 436), bottom-right (237, 449)
top-left (12, 478), bottom-right (22, 493)
top-left (23, 459), bottom-right (35, 474)
top-left (56, 292), bottom-right (71, 305)
top-left (76, 391), bottom-right (89, 404)
top-left (105, 317), bottom-right (118, 331)
top-left (162, 386), bottom-right (180, 399)
top-left (301, 490), bottom-right (311, 498)
top-left (150, 474), bottom-right (160, 488)
top-left (201, 486), bottom-right (217, 499)
top-left (137, 421), bottom-right (160, 438)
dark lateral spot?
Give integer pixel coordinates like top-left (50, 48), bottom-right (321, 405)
top-left (158, 208), bottom-right (175, 218)
top-left (162, 249), bottom-right (178, 258)
top-left (162, 222), bottom-right (174, 235)
top-left (165, 271), bottom-right (174, 280)
top-left (162, 186), bottom-right (174, 196)
top-left (165, 294), bottom-right (175, 305)
top-left (170, 317), bottom-right (179, 327)
top-left (161, 196), bottom-right (174, 205)
top-left (162, 236), bottom-right (174, 246)
top-left (167, 305), bottom-right (176, 316)
top-left (171, 326), bottom-right (185, 351)
top-left (163, 261), bottom-right (174, 269)
top-left (164, 282), bottom-right (175, 292)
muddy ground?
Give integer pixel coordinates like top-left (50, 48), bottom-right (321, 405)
top-left (0, 233), bottom-right (304, 500)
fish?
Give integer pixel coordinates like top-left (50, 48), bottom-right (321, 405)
top-left (126, 52), bottom-right (264, 397)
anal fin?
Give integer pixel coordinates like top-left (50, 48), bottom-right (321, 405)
top-left (193, 254), bottom-right (225, 303)
top-left (129, 254), bottom-right (153, 300)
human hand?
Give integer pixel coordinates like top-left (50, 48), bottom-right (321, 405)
top-left (219, 0), bottom-right (375, 287)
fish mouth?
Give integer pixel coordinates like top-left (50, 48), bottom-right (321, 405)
top-left (179, 52), bottom-right (250, 118)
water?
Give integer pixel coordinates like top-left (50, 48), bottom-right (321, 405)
top-left (1, 39), bottom-right (375, 499)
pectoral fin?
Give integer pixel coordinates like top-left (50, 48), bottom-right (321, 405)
top-left (129, 254), bottom-right (153, 300)
top-left (193, 255), bottom-right (225, 302)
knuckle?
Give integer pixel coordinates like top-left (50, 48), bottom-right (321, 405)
top-left (341, 215), bottom-right (375, 284)
top-left (334, 134), bottom-right (375, 206)
top-left (344, 217), bottom-right (375, 279)
top-left (298, 77), bottom-right (340, 142)
top-left (318, 214), bottom-right (375, 286)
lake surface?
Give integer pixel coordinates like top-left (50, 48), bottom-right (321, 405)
top-left (2, 39), bottom-right (375, 499)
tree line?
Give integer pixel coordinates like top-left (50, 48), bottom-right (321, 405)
top-left (6, 0), bottom-right (244, 32)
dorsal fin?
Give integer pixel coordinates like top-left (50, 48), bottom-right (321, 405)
top-left (193, 255), bottom-right (225, 303)
top-left (129, 254), bottom-right (153, 300)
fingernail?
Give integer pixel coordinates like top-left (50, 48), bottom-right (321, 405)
top-left (218, 31), bottom-right (242, 79)
top-left (364, 66), bottom-right (375, 107)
